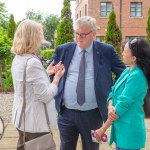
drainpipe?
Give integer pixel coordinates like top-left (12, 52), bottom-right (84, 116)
top-left (120, 0), bottom-right (122, 29)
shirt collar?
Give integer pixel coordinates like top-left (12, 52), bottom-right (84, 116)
top-left (78, 42), bottom-right (93, 53)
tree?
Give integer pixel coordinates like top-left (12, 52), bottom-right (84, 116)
top-left (7, 14), bottom-right (16, 39)
top-left (105, 10), bottom-right (122, 58)
top-left (56, 0), bottom-right (74, 47)
top-left (43, 15), bottom-right (60, 48)
top-left (146, 8), bottom-right (150, 43)
top-left (0, 27), bottom-right (12, 85)
top-left (0, 2), bottom-right (9, 29)
top-left (25, 9), bottom-right (44, 23)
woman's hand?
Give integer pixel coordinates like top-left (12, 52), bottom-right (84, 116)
top-left (47, 61), bottom-right (62, 76)
top-left (53, 64), bottom-right (65, 85)
top-left (54, 64), bottom-right (65, 79)
top-left (47, 60), bottom-right (55, 76)
top-left (108, 100), bottom-right (119, 121)
top-left (94, 127), bottom-right (105, 142)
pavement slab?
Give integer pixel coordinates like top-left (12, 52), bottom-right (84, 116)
top-left (0, 120), bottom-right (150, 150)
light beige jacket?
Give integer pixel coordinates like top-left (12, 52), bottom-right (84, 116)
top-left (11, 54), bottom-right (57, 133)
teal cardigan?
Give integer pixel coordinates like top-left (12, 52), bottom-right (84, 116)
top-left (107, 66), bottom-right (147, 149)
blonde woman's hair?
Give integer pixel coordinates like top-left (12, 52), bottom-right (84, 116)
top-left (11, 19), bottom-right (44, 55)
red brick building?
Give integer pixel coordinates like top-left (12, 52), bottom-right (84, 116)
top-left (75, 0), bottom-right (150, 42)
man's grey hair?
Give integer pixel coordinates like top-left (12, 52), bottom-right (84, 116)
top-left (75, 16), bottom-right (100, 31)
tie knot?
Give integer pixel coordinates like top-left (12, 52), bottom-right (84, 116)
top-left (82, 50), bottom-right (86, 54)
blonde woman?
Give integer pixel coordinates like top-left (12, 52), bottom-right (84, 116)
top-left (11, 19), bottom-right (65, 149)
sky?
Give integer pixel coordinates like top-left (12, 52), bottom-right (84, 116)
top-left (1, 0), bottom-right (76, 22)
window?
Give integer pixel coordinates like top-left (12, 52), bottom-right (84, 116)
top-left (85, 4), bottom-right (87, 16)
top-left (82, 6), bottom-right (84, 16)
top-left (100, 2), bottom-right (112, 17)
top-left (96, 36), bottom-right (104, 42)
top-left (76, 0), bottom-right (81, 5)
top-left (76, 14), bottom-right (79, 19)
top-left (130, 2), bottom-right (142, 17)
top-left (125, 36), bottom-right (145, 42)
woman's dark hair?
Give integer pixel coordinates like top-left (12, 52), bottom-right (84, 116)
top-left (129, 37), bottom-right (150, 117)
top-left (128, 38), bottom-right (150, 88)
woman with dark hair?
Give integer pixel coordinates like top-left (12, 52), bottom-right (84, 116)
top-left (94, 38), bottom-right (150, 150)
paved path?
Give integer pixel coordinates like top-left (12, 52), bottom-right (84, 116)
top-left (0, 93), bottom-right (150, 149)
top-left (0, 119), bottom-right (150, 150)
top-left (0, 118), bottom-right (4, 137)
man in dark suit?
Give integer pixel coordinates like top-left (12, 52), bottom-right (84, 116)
top-left (49, 16), bottom-right (126, 150)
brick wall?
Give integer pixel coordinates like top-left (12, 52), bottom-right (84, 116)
top-left (75, 0), bottom-right (150, 41)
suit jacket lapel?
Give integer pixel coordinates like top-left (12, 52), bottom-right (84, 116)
top-left (57, 43), bottom-right (76, 93)
top-left (93, 41), bottom-right (101, 82)
top-left (63, 43), bottom-right (76, 73)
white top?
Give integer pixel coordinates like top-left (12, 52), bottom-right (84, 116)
top-left (11, 54), bottom-right (57, 133)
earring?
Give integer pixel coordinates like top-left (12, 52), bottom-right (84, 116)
top-left (131, 61), bottom-right (136, 66)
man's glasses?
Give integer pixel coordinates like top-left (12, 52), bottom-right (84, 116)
top-left (75, 30), bottom-right (93, 38)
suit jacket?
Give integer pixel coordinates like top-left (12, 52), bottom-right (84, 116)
top-left (49, 41), bottom-right (125, 121)
top-left (107, 66), bottom-right (147, 149)
top-left (11, 54), bottom-right (58, 132)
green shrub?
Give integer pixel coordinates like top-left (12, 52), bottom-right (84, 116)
top-left (146, 8), bottom-right (150, 43)
top-left (38, 48), bottom-right (54, 68)
top-left (2, 72), bottom-right (7, 79)
top-left (5, 56), bottom-right (14, 68)
top-left (2, 70), bottom-right (13, 92)
top-left (105, 10), bottom-right (122, 58)
top-left (40, 48), bottom-right (54, 60)
top-left (55, 0), bottom-right (74, 47)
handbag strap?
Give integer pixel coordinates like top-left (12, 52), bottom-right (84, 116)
top-left (18, 58), bottom-right (31, 147)
top-left (18, 57), bottom-right (53, 144)
top-left (18, 58), bottom-right (30, 129)
top-left (44, 104), bottom-right (53, 134)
